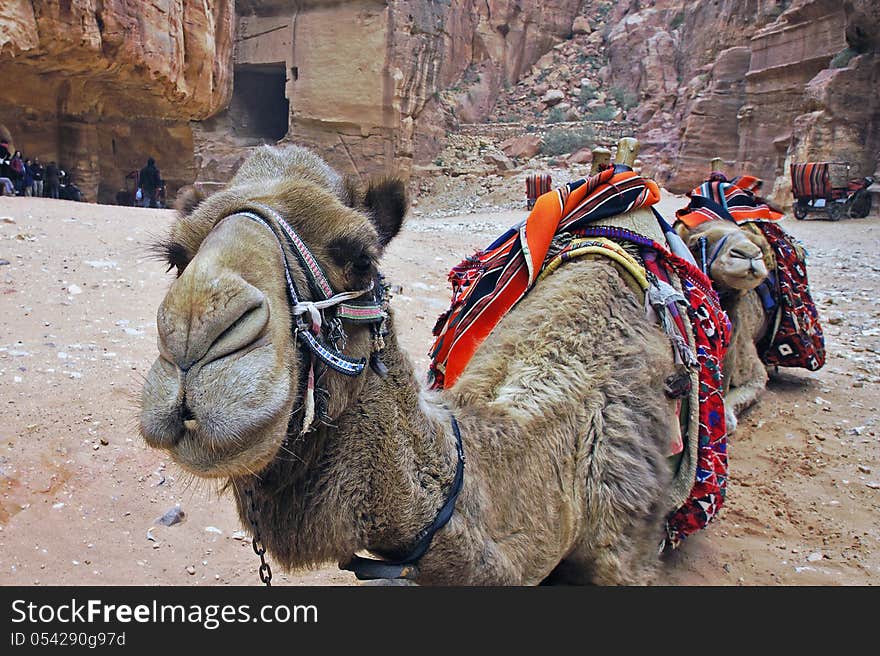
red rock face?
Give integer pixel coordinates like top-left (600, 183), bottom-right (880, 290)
top-left (1, 0), bottom-right (875, 207)
top-left (602, 0), bottom-right (877, 204)
top-left (194, 0), bottom-right (586, 186)
top-left (0, 0), bottom-right (233, 202)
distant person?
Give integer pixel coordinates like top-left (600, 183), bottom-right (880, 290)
top-left (22, 158), bottom-right (35, 197)
top-left (31, 157), bottom-right (44, 197)
top-left (0, 175), bottom-right (13, 196)
top-left (0, 140), bottom-right (11, 179)
top-left (45, 161), bottom-right (60, 199)
top-left (61, 171), bottom-right (83, 202)
top-left (9, 151), bottom-right (24, 195)
top-left (138, 157), bottom-right (162, 209)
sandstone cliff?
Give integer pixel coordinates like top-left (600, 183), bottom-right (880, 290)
top-left (198, 0), bottom-right (589, 186)
top-left (1, 1), bottom-right (876, 208)
top-left (0, 0), bottom-right (233, 202)
top-left (600, 0), bottom-right (878, 201)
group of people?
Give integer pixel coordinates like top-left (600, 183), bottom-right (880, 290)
top-left (0, 138), bottom-right (82, 201)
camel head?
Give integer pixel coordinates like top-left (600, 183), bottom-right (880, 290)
top-left (139, 146), bottom-right (407, 479)
top-left (675, 219), bottom-right (773, 292)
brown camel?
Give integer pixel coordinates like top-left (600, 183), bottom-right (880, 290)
top-left (675, 219), bottom-right (773, 431)
top-left (140, 145), bottom-right (696, 585)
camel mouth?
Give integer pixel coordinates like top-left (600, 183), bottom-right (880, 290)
top-left (711, 257), bottom-right (768, 291)
top-left (165, 418), bottom-right (287, 478)
top-left (734, 267), bottom-right (767, 280)
top-left (143, 401), bottom-right (290, 479)
top-left (140, 341), bottom-right (295, 478)
top-left (722, 271), bottom-right (767, 291)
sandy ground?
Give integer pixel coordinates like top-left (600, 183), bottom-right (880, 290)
top-left (0, 193), bottom-right (878, 587)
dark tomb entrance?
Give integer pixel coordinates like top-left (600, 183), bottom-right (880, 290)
top-left (231, 63), bottom-right (289, 141)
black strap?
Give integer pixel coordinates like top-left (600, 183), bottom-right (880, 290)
top-left (342, 416), bottom-right (466, 581)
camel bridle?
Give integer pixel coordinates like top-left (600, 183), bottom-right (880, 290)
top-left (224, 202), bottom-right (390, 587)
top-left (225, 202), bottom-right (466, 587)
top-left (229, 202), bottom-right (390, 436)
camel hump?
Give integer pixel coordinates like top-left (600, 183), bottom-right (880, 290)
top-left (460, 257), bottom-right (676, 417)
top-left (599, 207), bottom-right (666, 245)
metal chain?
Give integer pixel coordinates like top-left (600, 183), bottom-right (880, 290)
top-left (244, 487), bottom-right (273, 586)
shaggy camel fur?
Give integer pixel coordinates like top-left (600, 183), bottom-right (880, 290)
top-left (675, 220), bottom-right (774, 431)
top-left (141, 145), bottom-right (686, 585)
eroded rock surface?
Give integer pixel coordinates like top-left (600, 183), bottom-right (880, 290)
top-left (0, 0), bottom-right (233, 203)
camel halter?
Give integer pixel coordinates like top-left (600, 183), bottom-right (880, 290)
top-left (229, 203), bottom-right (465, 586)
top-left (341, 415), bottom-right (466, 582)
top-left (229, 203), bottom-right (389, 435)
top-left (230, 202), bottom-right (389, 587)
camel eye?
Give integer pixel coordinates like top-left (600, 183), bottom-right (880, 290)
top-left (152, 239), bottom-right (191, 277)
top-left (327, 236), bottom-right (377, 284)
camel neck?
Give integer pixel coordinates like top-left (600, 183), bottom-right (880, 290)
top-left (339, 332), bottom-right (460, 558)
top-left (232, 321), bottom-right (460, 572)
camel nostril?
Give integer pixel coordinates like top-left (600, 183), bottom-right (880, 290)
top-left (199, 301), bottom-right (270, 366)
top-left (180, 402), bottom-right (199, 432)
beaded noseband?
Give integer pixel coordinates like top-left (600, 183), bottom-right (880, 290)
top-left (229, 202), bottom-right (389, 434)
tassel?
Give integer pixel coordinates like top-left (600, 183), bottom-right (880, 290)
top-left (300, 362), bottom-right (316, 436)
top-left (370, 351), bottom-right (388, 378)
top-left (645, 279), bottom-right (698, 368)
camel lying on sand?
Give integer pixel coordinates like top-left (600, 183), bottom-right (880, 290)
top-left (140, 145), bottom-right (720, 585)
top-left (674, 219), bottom-right (774, 431)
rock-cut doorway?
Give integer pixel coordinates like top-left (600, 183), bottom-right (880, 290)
top-left (230, 63), bottom-right (290, 142)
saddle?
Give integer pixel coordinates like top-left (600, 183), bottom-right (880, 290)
top-left (429, 166), bottom-right (732, 546)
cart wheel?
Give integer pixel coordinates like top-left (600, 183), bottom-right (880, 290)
top-left (793, 202), bottom-right (808, 220)
top-left (827, 202), bottom-right (844, 221)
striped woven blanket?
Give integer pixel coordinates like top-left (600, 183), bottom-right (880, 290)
top-left (790, 162), bottom-right (831, 200)
top-left (675, 176), bottom-right (784, 227)
top-left (525, 173), bottom-right (552, 210)
top-left (429, 167), bottom-right (661, 389)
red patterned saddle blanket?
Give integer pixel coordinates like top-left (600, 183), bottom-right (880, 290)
top-left (752, 222), bottom-right (825, 371)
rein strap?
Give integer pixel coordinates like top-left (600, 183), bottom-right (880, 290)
top-left (341, 416), bottom-right (466, 581)
top-left (231, 207), bottom-right (385, 376)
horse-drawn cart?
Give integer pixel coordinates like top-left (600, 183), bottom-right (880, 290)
top-left (790, 161), bottom-right (873, 221)
top-left (525, 173), bottom-right (552, 210)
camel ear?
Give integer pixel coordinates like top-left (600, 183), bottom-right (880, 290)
top-left (363, 177), bottom-right (408, 247)
top-left (340, 175), bottom-right (360, 208)
top-left (175, 185), bottom-right (207, 217)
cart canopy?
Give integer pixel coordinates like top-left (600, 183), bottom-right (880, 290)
top-left (790, 162), bottom-right (831, 199)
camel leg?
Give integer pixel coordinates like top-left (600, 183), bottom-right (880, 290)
top-left (726, 341), bottom-right (769, 428)
top-left (727, 378), bottom-right (765, 417)
top-left (725, 401), bottom-right (738, 434)
top-left (586, 513), bottom-right (666, 585)
top-left (723, 315), bottom-right (768, 432)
